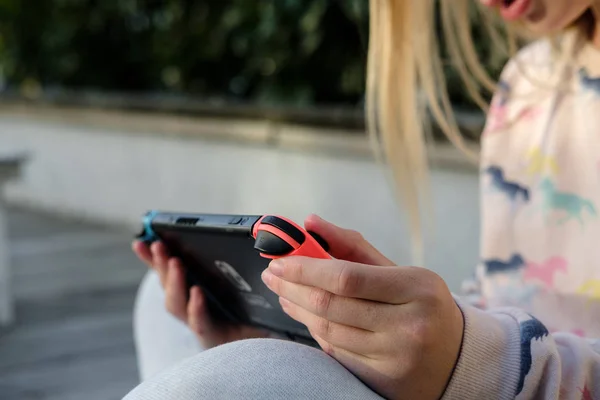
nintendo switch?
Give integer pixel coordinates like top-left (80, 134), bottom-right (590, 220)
top-left (136, 211), bottom-right (330, 347)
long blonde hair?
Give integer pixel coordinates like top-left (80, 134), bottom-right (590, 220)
top-left (366, 0), bottom-right (593, 263)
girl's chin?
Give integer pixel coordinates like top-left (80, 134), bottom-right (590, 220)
top-left (520, 18), bottom-right (573, 37)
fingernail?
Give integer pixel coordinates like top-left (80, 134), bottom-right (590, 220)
top-left (269, 260), bottom-right (284, 277)
top-left (310, 213), bottom-right (324, 223)
top-left (262, 270), bottom-right (274, 286)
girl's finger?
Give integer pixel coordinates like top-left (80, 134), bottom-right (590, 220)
top-left (151, 241), bottom-right (169, 285)
top-left (164, 258), bottom-right (188, 321)
top-left (263, 271), bottom-right (389, 331)
top-left (268, 257), bottom-right (426, 305)
top-left (132, 240), bottom-right (153, 266)
top-left (187, 286), bottom-right (211, 337)
top-left (279, 297), bottom-right (379, 356)
top-left (304, 214), bottom-right (394, 266)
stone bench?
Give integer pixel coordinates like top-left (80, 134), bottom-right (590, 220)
top-left (0, 152), bottom-right (27, 327)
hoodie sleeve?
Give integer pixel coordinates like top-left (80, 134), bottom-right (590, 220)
top-left (442, 301), bottom-right (600, 400)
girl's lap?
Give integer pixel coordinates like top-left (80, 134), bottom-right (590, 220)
top-left (125, 337), bottom-right (383, 400)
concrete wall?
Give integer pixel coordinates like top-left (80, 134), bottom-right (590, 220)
top-left (0, 111), bottom-right (480, 291)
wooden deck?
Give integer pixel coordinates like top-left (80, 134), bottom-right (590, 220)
top-left (0, 207), bottom-right (146, 399)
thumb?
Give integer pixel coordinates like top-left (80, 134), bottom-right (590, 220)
top-left (304, 214), bottom-right (394, 266)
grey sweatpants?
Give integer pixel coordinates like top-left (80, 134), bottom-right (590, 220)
top-left (127, 271), bottom-right (383, 399)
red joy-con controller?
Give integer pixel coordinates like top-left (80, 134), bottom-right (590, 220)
top-left (252, 215), bottom-right (331, 260)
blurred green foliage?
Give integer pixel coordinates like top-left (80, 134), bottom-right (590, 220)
top-left (0, 0), bottom-right (501, 108)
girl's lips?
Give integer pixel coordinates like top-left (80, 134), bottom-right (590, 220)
top-left (499, 0), bottom-right (533, 21)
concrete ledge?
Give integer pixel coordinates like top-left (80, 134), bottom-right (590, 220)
top-left (0, 110), bottom-right (481, 286)
top-left (0, 152), bottom-right (27, 327)
top-left (0, 104), bottom-right (478, 170)
top-left (0, 152), bottom-right (28, 182)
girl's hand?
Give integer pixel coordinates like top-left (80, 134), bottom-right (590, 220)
top-left (132, 240), bottom-right (268, 349)
top-left (262, 216), bottom-right (464, 400)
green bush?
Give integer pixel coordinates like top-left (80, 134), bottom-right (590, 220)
top-left (0, 0), bottom-right (502, 108)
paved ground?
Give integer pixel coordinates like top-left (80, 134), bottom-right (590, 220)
top-left (0, 202), bottom-right (478, 399)
top-left (0, 207), bottom-right (146, 400)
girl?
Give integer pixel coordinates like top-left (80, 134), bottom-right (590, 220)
top-left (128, 0), bottom-right (600, 399)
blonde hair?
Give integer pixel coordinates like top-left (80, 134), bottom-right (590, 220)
top-left (366, 0), bottom-right (594, 263)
